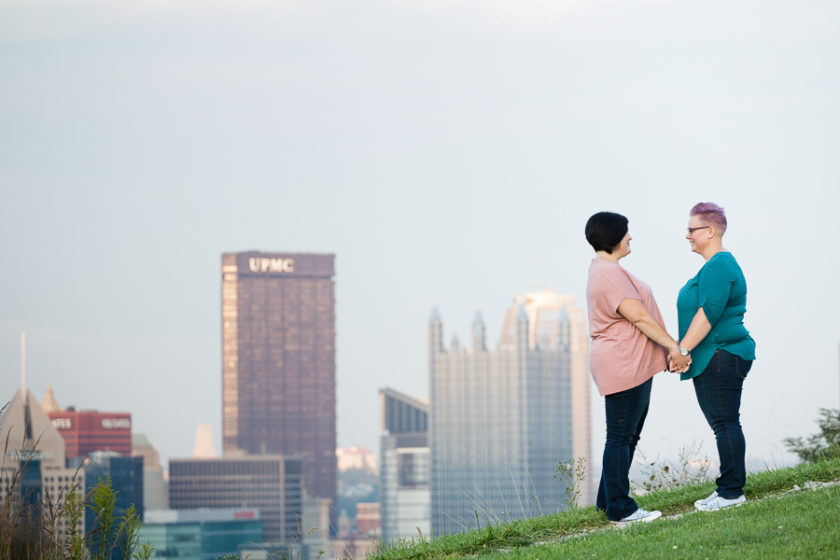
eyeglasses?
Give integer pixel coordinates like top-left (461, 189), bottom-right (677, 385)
top-left (687, 226), bottom-right (712, 235)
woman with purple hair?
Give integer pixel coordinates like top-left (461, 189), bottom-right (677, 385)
top-left (675, 202), bottom-right (756, 512)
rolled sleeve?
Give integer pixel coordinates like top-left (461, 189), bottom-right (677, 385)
top-left (697, 260), bottom-right (733, 326)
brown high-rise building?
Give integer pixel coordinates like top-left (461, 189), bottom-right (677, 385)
top-left (221, 251), bottom-right (336, 530)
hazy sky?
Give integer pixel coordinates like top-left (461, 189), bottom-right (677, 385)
top-left (1, 0), bottom-right (838, 471)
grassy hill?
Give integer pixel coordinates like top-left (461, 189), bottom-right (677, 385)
top-left (368, 458), bottom-right (840, 560)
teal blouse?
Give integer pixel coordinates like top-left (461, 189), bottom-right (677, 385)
top-left (677, 251), bottom-right (756, 380)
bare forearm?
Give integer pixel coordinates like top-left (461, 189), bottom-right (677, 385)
top-left (617, 297), bottom-right (689, 371)
top-left (680, 308), bottom-right (712, 351)
top-left (632, 316), bottom-right (679, 353)
top-left (617, 298), bottom-right (679, 352)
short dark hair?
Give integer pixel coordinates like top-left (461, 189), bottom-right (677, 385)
top-left (585, 211), bottom-right (628, 254)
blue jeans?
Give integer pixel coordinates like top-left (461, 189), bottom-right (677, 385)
top-left (693, 349), bottom-right (752, 498)
top-left (596, 378), bottom-right (652, 521)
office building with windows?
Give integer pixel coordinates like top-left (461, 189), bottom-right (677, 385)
top-left (3, 389), bottom-right (141, 553)
top-left (221, 252), bottom-right (336, 528)
top-left (48, 409), bottom-right (132, 459)
top-left (132, 433), bottom-right (169, 510)
top-left (141, 508), bottom-right (263, 560)
top-left (429, 289), bottom-right (591, 536)
top-left (80, 451), bottom-right (144, 557)
top-left (168, 455), bottom-right (303, 543)
top-left (378, 388), bottom-right (430, 543)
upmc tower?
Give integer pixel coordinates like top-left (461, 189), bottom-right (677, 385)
top-left (221, 251), bottom-right (337, 528)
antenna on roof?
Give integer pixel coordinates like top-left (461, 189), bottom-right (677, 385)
top-left (21, 331), bottom-right (26, 399)
top-left (21, 331), bottom-right (33, 442)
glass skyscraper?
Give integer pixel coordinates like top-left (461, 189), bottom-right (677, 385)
top-left (429, 289), bottom-right (591, 536)
top-left (221, 251), bottom-right (336, 529)
top-left (379, 387), bottom-right (430, 543)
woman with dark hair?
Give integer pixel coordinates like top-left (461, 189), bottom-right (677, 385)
top-left (584, 211), bottom-right (690, 524)
top-left (676, 202), bottom-right (756, 512)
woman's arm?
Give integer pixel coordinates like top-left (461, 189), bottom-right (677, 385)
top-left (617, 298), bottom-right (691, 370)
top-left (682, 257), bottom-right (729, 350)
top-left (679, 307), bottom-right (712, 351)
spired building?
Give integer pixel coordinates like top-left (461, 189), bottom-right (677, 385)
top-left (429, 289), bottom-right (591, 536)
top-left (221, 251), bottom-right (337, 528)
top-left (0, 388), bottom-right (85, 538)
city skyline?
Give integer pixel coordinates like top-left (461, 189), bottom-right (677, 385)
top-left (2, 0), bottom-right (840, 475)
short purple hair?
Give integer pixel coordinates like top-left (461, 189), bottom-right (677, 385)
top-left (690, 202), bottom-right (727, 234)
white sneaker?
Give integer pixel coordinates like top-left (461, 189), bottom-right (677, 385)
top-left (695, 494), bottom-right (746, 512)
top-left (693, 491), bottom-right (718, 510)
top-left (614, 508), bottom-right (662, 525)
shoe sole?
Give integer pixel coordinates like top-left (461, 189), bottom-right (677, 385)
top-left (612, 511), bottom-right (663, 526)
top-left (696, 501), bottom-right (746, 512)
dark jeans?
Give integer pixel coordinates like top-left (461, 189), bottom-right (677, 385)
top-left (693, 349), bottom-right (752, 499)
top-left (596, 378), bottom-right (652, 521)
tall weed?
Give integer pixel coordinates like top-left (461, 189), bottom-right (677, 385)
top-left (554, 457), bottom-right (587, 510)
top-left (633, 443), bottom-right (711, 494)
top-left (0, 441), bottom-right (153, 560)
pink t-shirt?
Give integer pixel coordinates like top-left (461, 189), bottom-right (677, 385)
top-left (586, 257), bottom-right (668, 396)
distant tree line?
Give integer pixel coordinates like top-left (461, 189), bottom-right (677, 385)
top-left (784, 408), bottom-right (840, 463)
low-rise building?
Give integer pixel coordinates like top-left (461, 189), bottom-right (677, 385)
top-left (141, 508), bottom-right (263, 560)
top-left (168, 454), bottom-right (303, 543)
top-left (48, 407), bottom-right (132, 459)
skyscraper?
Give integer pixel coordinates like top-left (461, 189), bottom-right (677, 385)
top-left (429, 289), bottom-right (591, 536)
top-left (379, 387), bottom-right (430, 543)
top-left (221, 251), bottom-right (336, 528)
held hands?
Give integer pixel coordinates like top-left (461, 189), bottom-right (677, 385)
top-left (668, 347), bottom-right (692, 373)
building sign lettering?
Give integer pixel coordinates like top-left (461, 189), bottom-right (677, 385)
top-left (101, 418), bottom-right (131, 430)
top-left (7, 450), bottom-right (56, 461)
top-left (52, 417), bottom-right (73, 430)
top-left (248, 257), bottom-right (295, 273)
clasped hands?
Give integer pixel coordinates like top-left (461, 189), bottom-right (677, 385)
top-left (668, 347), bottom-right (691, 373)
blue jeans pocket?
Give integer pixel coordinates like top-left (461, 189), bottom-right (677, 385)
top-left (719, 349), bottom-right (751, 380)
top-left (736, 356), bottom-right (752, 379)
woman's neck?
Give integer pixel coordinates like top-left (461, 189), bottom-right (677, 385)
top-left (596, 250), bottom-right (621, 263)
top-left (701, 241), bottom-right (725, 261)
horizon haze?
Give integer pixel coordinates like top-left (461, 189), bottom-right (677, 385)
top-left (1, 0), bottom-right (839, 477)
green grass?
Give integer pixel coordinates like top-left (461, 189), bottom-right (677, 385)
top-left (367, 458), bottom-right (840, 560)
top-left (485, 485), bottom-right (840, 559)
